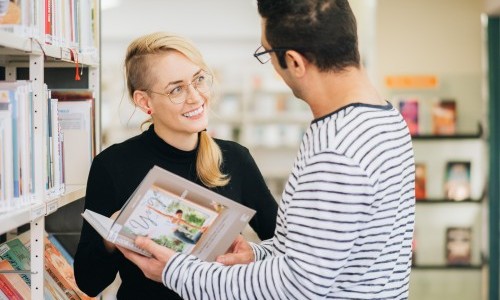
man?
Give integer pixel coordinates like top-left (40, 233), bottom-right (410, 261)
top-left (118, 1), bottom-right (415, 299)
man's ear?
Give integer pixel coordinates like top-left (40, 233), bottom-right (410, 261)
top-left (285, 50), bottom-right (307, 77)
top-left (133, 90), bottom-right (151, 113)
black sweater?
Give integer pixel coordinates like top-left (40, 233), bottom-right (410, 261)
top-left (74, 126), bottom-right (278, 299)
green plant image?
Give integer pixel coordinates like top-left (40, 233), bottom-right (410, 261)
top-left (153, 235), bottom-right (186, 252)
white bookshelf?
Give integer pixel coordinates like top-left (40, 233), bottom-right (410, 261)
top-left (0, 0), bottom-right (100, 297)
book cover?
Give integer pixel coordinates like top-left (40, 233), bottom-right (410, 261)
top-left (446, 227), bottom-right (472, 266)
top-left (414, 163), bottom-right (426, 200)
top-left (15, 231), bottom-right (69, 300)
top-left (444, 161), bottom-right (471, 201)
top-left (398, 98), bottom-right (419, 136)
top-left (44, 236), bottom-right (95, 300)
top-left (82, 165), bottom-right (256, 262)
top-left (0, 260), bottom-right (29, 299)
top-left (432, 99), bottom-right (456, 135)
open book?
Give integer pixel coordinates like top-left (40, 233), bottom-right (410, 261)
top-left (82, 165), bottom-right (256, 261)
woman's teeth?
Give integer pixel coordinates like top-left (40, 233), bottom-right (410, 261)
top-left (183, 106), bottom-right (204, 118)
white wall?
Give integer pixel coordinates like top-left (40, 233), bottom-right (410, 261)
top-left (100, 0), bottom-right (373, 146)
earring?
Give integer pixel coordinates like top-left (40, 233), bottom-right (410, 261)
top-left (147, 109), bottom-right (151, 115)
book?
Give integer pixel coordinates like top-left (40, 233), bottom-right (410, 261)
top-left (432, 99), bottom-right (456, 135)
top-left (3, 231), bottom-right (81, 300)
top-left (53, 89), bottom-right (95, 185)
top-left (446, 227), bottom-right (472, 266)
top-left (0, 260), bottom-right (30, 299)
top-left (444, 161), bottom-right (471, 201)
top-left (82, 165), bottom-right (256, 261)
top-left (44, 236), bottom-right (95, 300)
top-left (414, 163), bottom-right (426, 200)
top-left (398, 98), bottom-right (419, 136)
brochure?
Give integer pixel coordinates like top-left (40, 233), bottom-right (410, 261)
top-left (82, 165), bottom-right (256, 261)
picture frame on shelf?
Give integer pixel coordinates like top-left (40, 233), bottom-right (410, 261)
top-left (444, 161), bottom-right (471, 201)
top-left (398, 97), bottom-right (419, 136)
top-left (445, 227), bottom-right (472, 266)
top-left (432, 99), bottom-right (456, 135)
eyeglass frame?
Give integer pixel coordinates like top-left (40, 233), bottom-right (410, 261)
top-left (253, 45), bottom-right (305, 69)
top-left (144, 71), bottom-right (213, 105)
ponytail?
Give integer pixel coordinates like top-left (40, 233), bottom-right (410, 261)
top-left (196, 131), bottom-right (230, 188)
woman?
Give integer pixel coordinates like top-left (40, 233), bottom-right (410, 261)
top-left (74, 32), bottom-right (278, 299)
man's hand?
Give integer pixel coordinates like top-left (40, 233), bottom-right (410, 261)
top-left (117, 236), bottom-right (176, 283)
top-left (216, 235), bottom-right (254, 265)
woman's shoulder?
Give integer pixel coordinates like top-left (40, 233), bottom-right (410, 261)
top-left (214, 138), bottom-right (250, 156)
top-left (94, 134), bottom-right (144, 161)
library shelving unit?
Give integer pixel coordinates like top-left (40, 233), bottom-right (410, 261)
top-left (0, 1), bottom-right (100, 298)
top-left (409, 130), bottom-right (487, 300)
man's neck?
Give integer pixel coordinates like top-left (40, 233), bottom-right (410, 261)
top-left (305, 67), bottom-right (384, 119)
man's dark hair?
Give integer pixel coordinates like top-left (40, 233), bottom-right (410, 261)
top-left (257, 0), bottom-right (360, 71)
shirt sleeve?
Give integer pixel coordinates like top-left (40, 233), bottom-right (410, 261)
top-left (73, 156), bottom-right (121, 297)
top-left (239, 147), bottom-right (278, 240)
top-left (162, 151), bottom-right (375, 299)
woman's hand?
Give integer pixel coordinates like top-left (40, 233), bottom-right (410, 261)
top-left (103, 210), bottom-right (120, 253)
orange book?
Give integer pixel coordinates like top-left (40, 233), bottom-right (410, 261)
top-left (414, 163), bottom-right (426, 200)
top-left (432, 99), bottom-right (456, 135)
top-left (0, 260), bottom-right (30, 299)
top-left (44, 237), bottom-right (95, 300)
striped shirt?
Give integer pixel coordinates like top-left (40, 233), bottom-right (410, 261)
top-left (163, 102), bottom-right (416, 299)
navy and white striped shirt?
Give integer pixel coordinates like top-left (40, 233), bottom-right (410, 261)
top-left (163, 102), bottom-right (416, 299)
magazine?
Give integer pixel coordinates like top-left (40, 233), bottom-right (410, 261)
top-left (82, 165), bottom-right (256, 261)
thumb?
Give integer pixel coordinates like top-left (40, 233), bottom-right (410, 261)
top-left (216, 252), bottom-right (253, 266)
top-left (135, 236), bottom-right (169, 259)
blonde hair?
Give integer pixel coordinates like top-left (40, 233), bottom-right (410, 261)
top-left (125, 32), bottom-right (229, 188)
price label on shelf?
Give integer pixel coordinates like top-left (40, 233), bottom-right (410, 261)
top-left (46, 199), bottom-right (59, 215)
top-left (30, 204), bottom-right (46, 220)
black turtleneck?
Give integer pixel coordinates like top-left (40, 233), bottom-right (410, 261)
top-left (74, 125), bottom-right (278, 299)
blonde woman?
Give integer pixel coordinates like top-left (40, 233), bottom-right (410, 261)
top-left (74, 32), bottom-right (278, 299)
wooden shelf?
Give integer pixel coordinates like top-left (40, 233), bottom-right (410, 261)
top-left (412, 264), bottom-right (483, 270)
top-left (416, 198), bottom-right (482, 204)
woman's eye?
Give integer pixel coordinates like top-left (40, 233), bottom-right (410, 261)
top-left (196, 76), bottom-right (206, 84)
top-left (169, 86), bottom-right (184, 96)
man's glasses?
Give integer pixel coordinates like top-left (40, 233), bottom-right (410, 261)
top-left (147, 72), bottom-right (213, 104)
top-left (253, 45), bottom-right (285, 64)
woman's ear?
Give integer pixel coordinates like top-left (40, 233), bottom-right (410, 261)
top-left (133, 90), bottom-right (151, 113)
top-left (285, 50), bottom-right (307, 78)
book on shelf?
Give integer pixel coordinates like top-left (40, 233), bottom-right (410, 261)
top-left (432, 99), bottom-right (456, 135)
top-left (0, 0), bottom-right (35, 36)
top-left (398, 97), bottom-right (419, 136)
top-left (82, 165), bottom-right (256, 262)
top-left (52, 89), bottom-right (95, 185)
top-left (0, 231), bottom-right (70, 299)
top-left (414, 163), bottom-right (426, 200)
top-left (44, 235), bottom-right (95, 300)
top-left (445, 227), bottom-right (472, 266)
top-left (0, 81), bottom-right (35, 212)
top-left (444, 161), bottom-right (471, 201)
top-left (0, 259), bottom-right (30, 299)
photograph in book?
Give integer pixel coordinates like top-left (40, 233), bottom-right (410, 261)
top-left (83, 165), bottom-right (256, 262)
top-left (119, 184), bottom-right (223, 254)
